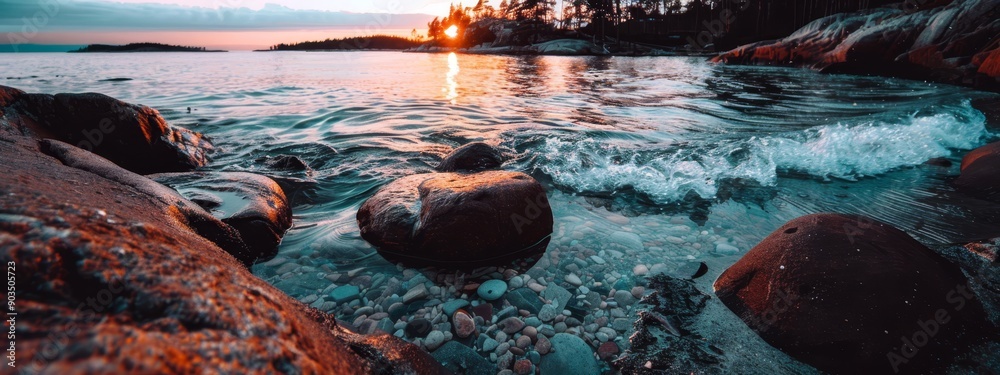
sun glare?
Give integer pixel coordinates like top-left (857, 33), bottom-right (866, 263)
top-left (444, 25), bottom-right (459, 39)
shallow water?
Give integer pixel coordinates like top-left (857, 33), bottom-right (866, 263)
top-left (4, 51), bottom-right (999, 371)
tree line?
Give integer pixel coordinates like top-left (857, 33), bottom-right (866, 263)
top-left (428, 0), bottom-right (897, 49)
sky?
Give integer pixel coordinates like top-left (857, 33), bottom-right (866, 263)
top-left (0, 0), bottom-right (451, 50)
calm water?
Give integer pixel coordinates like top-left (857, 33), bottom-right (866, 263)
top-left (4, 51), bottom-right (999, 372)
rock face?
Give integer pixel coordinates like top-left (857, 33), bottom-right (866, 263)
top-left (436, 142), bottom-right (504, 173)
top-left (0, 134), bottom-right (444, 374)
top-left (357, 170), bottom-right (553, 268)
top-left (955, 141), bottom-right (1000, 199)
top-left (712, 0), bottom-right (1000, 91)
top-left (713, 213), bottom-right (992, 374)
top-left (0, 84), bottom-right (212, 173)
top-left (149, 172), bottom-right (293, 265)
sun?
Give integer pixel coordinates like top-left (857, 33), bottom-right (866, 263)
top-left (444, 25), bottom-right (459, 39)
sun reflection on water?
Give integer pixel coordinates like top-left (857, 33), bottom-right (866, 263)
top-left (445, 52), bottom-right (459, 104)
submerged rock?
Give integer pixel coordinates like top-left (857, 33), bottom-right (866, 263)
top-left (0, 85), bottom-right (212, 173)
top-left (149, 171), bottom-right (293, 266)
top-left (539, 333), bottom-right (599, 374)
top-left (0, 134), bottom-right (441, 374)
top-left (713, 213), bottom-right (992, 374)
top-left (955, 141), bottom-right (1000, 199)
top-left (357, 170), bottom-right (553, 268)
top-left (712, 0), bottom-right (1000, 91)
top-left (436, 142), bottom-right (504, 173)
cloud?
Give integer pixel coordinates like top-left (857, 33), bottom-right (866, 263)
top-left (0, 0), bottom-right (436, 33)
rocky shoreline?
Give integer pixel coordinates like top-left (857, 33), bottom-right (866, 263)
top-left (712, 0), bottom-right (1000, 92)
top-left (3, 82), bottom-right (1000, 374)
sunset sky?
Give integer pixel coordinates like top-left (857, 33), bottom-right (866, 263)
top-left (1, 0), bottom-right (448, 50)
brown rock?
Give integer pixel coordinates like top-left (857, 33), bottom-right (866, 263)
top-left (453, 309), bottom-right (477, 339)
top-left (597, 342), bottom-right (619, 360)
top-left (714, 213), bottom-right (991, 374)
top-left (436, 142), bottom-right (504, 173)
top-left (955, 141), bottom-right (1000, 199)
top-left (357, 171), bottom-right (553, 268)
top-left (0, 134), bottom-right (444, 374)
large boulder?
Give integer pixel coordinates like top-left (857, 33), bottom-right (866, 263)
top-left (539, 333), bottom-right (600, 374)
top-left (357, 170), bottom-right (553, 268)
top-left (955, 141), bottom-right (1000, 199)
top-left (149, 172), bottom-right (293, 266)
top-left (0, 84), bottom-right (212, 174)
top-left (713, 213), bottom-right (991, 374)
top-left (712, 0), bottom-right (1000, 91)
top-left (0, 134), bottom-right (444, 374)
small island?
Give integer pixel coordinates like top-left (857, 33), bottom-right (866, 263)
top-left (71, 43), bottom-right (226, 53)
top-left (262, 35), bottom-right (423, 51)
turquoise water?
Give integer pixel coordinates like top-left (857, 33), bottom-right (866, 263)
top-left (4, 51), bottom-right (999, 371)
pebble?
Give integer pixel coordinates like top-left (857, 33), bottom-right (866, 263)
top-left (509, 276), bottom-right (524, 289)
top-left (453, 309), bottom-right (476, 338)
top-left (538, 304), bottom-right (557, 322)
top-left (565, 273), bottom-right (583, 286)
top-left (597, 342), bottom-right (620, 360)
top-left (424, 330), bottom-right (445, 351)
top-left (716, 243), bottom-right (740, 254)
top-left (478, 279), bottom-right (508, 301)
top-left (329, 285), bottom-right (361, 303)
top-left (442, 299), bottom-right (470, 316)
top-left (522, 326), bottom-right (537, 342)
top-left (589, 255), bottom-right (606, 265)
top-left (483, 337), bottom-right (500, 352)
top-left (631, 286), bottom-right (644, 299)
top-left (405, 318), bottom-right (432, 338)
top-left (633, 264), bottom-right (649, 276)
top-left (499, 317), bottom-right (525, 334)
top-left (614, 290), bottom-right (636, 306)
top-left (513, 359), bottom-right (533, 374)
top-left (402, 283), bottom-right (428, 303)
top-left (535, 335), bottom-right (551, 354)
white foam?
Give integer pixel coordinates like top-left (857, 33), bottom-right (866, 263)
top-left (538, 102), bottom-right (989, 203)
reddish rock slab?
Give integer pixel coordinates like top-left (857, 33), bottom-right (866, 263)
top-left (955, 141), bottom-right (1000, 199)
top-left (0, 134), bottom-right (444, 374)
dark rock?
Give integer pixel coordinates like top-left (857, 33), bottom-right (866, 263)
top-left (712, 0), bottom-right (1000, 91)
top-left (613, 274), bottom-right (722, 373)
top-left (924, 157), bottom-right (953, 167)
top-left (431, 341), bottom-right (498, 375)
top-left (506, 288), bottom-right (545, 314)
top-left (405, 318), bottom-right (433, 339)
top-left (512, 359), bottom-right (533, 375)
top-left (955, 141), bottom-right (1000, 199)
top-left (471, 303), bottom-right (494, 321)
top-left (357, 171), bottom-right (553, 268)
top-left (436, 142), bottom-right (504, 173)
top-left (0, 85), bottom-right (212, 173)
top-left (713, 213), bottom-right (992, 374)
top-left (597, 342), bottom-right (620, 360)
top-left (499, 317), bottom-right (526, 334)
top-left (0, 134), bottom-right (441, 374)
top-left (148, 171), bottom-right (292, 266)
top-left (259, 154), bottom-right (312, 172)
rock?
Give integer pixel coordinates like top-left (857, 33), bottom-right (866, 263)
top-left (712, 0), bottom-right (1000, 91)
top-left (330, 285), bottom-right (361, 304)
top-left (496, 306), bottom-right (518, 320)
top-left (471, 303), bottom-right (494, 321)
top-left (535, 335), bottom-right (551, 355)
top-left (597, 342), bottom-right (620, 360)
top-left (631, 286), bottom-right (645, 299)
top-left (532, 39), bottom-right (608, 55)
top-left (499, 317), bottom-right (526, 334)
top-left (482, 337), bottom-right (500, 352)
top-left (0, 134), bottom-right (444, 374)
top-left (538, 304), bottom-right (558, 322)
top-left (714, 213), bottom-right (991, 374)
top-left (453, 309), bottom-right (477, 339)
top-left (541, 285), bottom-right (573, 312)
top-left (540, 333), bottom-right (599, 374)
top-left (405, 319), bottom-right (433, 339)
top-left (671, 261), bottom-right (708, 279)
top-left (431, 341), bottom-right (498, 375)
top-left (443, 299), bottom-right (471, 316)
top-left (478, 279), bottom-right (508, 301)
top-left (403, 283), bottom-right (429, 303)
top-left (0, 85), bottom-right (212, 174)
top-left (515, 335), bottom-right (532, 349)
top-left (955, 141), bottom-right (1000, 199)
top-left (148, 171), bottom-right (292, 266)
top-left (260, 154), bottom-right (311, 172)
top-left (714, 243), bottom-right (740, 254)
top-left (357, 171), bottom-right (553, 268)
top-left (436, 142), bottom-right (504, 173)
top-left (522, 326), bottom-right (538, 342)
top-left (513, 359), bottom-right (533, 375)
top-left (613, 290), bottom-right (636, 306)
top-left (424, 330), bottom-right (446, 351)
top-left (564, 273), bottom-right (583, 286)
top-left (506, 287), bottom-right (544, 314)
